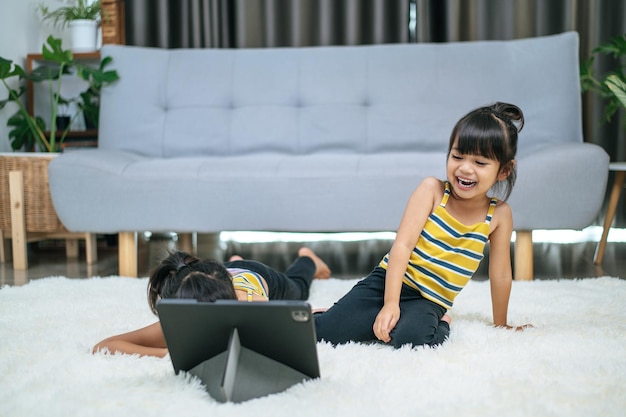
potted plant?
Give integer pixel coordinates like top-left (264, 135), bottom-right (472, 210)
top-left (0, 36), bottom-right (75, 152)
top-left (0, 36), bottom-right (75, 244)
top-left (0, 35), bottom-right (119, 152)
top-left (580, 34), bottom-right (626, 266)
top-left (76, 55), bottom-right (119, 129)
top-left (580, 33), bottom-right (626, 127)
top-left (0, 35), bottom-right (118, 249)
top-left (38, 0), bottom-right (102, 52)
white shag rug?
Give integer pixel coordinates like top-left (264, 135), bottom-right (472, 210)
top-left (0, 275), bottom-right (625, 417)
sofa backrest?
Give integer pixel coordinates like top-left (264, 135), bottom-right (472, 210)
top-left (99, 32), bottom-right (582, 158)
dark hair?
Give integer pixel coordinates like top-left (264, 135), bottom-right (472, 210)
top-left (147, 250), bottom-right (234, 314)
top-left (174, 271), bottom-right (237, 302)
top-left (447, 102), bottom-right (524, 200)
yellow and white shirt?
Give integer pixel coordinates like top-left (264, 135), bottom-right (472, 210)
top-left (379, 181), bottom-right (497, 309)
top-left (229, 268), bottom-right (269, 302)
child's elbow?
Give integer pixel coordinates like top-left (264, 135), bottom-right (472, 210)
top-left (92, 338), bottom-right (114, 354)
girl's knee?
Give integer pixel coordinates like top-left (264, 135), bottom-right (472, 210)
top-left (389, 333), bottom-right (430, 348)
top-left (390, 324), bottom-right (449, 348)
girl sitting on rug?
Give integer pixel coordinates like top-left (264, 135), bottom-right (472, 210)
top-left (314, 101), bottom-right (533, 349)
top-left (93, 247), bottom-right (331, 357)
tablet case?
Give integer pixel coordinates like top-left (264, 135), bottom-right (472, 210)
top-left (156, 299), bottom-right (321, 402)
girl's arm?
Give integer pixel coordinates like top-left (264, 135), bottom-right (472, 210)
top-left (92, 321), bottom-right (169, 358)
top-left (488, 203), bottom-right (533, 330)
top-left (373, 177), bottom-right (439, 343)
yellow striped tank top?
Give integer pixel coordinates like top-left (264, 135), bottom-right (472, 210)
top-left (379, 181), bottom-right (497, 309)
top-left (228, 269), bottom-right (269, 302)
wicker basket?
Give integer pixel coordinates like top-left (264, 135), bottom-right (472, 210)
top-left (0, 154), bottom-right (67, 234)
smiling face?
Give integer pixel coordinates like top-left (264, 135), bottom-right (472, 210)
top-left (446, 138), bottom-right (511, 199)
top-left (446, 103), bottom-right (522, 201)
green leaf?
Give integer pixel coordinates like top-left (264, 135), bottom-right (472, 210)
top-left (42, 35), bottom-right (73, 65)
top-left (606, 74), bottom-right (626, 109)
top-left (0, 57), bottom-right (14, 79)
top-left (100, 56), bottom-right (113, 68)
top-left (581, 33), bottom-right (626, 126)
top-left (0, 86), bottom-right (26, 109)
top-left (7, 112), bottom-right (46, 151)
top-left (593, 34), bottom-right (626, 59)
top-left (100, 70), bottom-right (120, 83)
top-left (0, 57), bottom-right (25, 80)
top-left (29, 65), bottom-right (63, 81)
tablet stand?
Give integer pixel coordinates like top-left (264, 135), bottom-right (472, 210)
top-left (189, 327), bottom-right (313, 402)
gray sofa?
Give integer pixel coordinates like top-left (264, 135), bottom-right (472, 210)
top-left (48, 31), bottom-right (609, 279)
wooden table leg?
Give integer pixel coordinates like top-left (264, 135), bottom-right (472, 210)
top-left (514, 230), bottom-right (533, 281)
top-left (119, 231), bottom-right (138, 277)
top-left (594, 171), bottom-right (625, 265)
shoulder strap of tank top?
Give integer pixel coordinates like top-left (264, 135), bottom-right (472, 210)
top-left (440, 181), bottom-right (451, 207)
top-left (485, 197), bottom-right (498, 224)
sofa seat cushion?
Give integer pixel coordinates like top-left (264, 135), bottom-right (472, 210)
top-left (49, 149), bottom-right (447, 233)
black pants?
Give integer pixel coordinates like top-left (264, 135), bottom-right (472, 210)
top-left (224, 256), bottom-right (315, 300)
top-left (314, 266), bottom-right (450, 348)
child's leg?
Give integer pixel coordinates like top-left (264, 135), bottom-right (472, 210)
top-left (275, 255), bottom-right (316, 300)
top-left (314, 268), bottom-right (386, 345)
top-left (224, 248), bottom-right (329, 300)
top-left (297, 247), bottom-right (331, 279)
top-left (266, 247), bottom-right (331, 300)
top-left (224, 257), bottom-right (316, 300)
top-left (389, 290), bottom-right (449, 348)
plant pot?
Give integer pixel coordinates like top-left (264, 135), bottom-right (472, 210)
top-left (69, 19), bottom-right (98, 52)
top-left (56, 115), bottom-right (71, 130)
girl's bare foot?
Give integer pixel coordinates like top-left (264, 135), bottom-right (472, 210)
top-left (298, 247), bottom-right (331, 279)
top-left (229, 255), bottom-right (244, 261)
top-left (441, 314), bottom-right (452, 325)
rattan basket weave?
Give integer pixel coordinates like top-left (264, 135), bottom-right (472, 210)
top-left (0, 154), bottom-right (67, 234)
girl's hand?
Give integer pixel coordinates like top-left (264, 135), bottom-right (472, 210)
top-left (373, 303), bottom-right (401, 343)
top-left (496, 323), bottom-right (534, 331)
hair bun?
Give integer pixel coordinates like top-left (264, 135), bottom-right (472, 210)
top-left (492, 102), bottom-right (524, 132)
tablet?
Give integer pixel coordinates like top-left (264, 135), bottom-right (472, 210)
top-left (157, 299), bottom-right (320, 402)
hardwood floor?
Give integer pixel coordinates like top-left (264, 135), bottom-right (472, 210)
top-left (1, 227), bottom-right (624, 287)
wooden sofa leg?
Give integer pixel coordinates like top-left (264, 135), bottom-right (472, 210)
top-left (514, 230), bottom-right (533, 281)
top-left (0, 230), bottom-right (6, 263)
top-left (85, 233), bottom-right (98, 264)
top-left (177, 232), bottom-right (196, 255)
top-left (119, 232), bottom-right (138, 277)
top-left (66, 239), bottom-right (79, 258)
top-left (9, 171), bottom-right (27, 270)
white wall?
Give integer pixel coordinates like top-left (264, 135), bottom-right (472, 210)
top-left (0, 0), bottom-right (75, 152)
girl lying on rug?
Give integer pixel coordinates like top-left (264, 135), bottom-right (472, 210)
top-left (93, 101), bottom-right (533, 358)
top-left (93, 247), bottom-right (331, 357)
